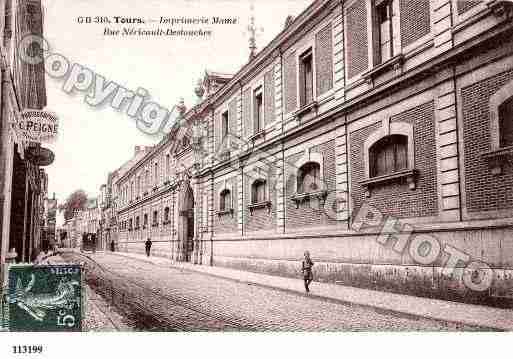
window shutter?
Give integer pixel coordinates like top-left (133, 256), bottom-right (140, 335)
top-left (399, 0), bottom-right (430, 48)
top-left (284, 51), bottom-right (297, 114)
top-left (243, 88), bottom-right (252, 138)
top-left (316, 23), bottom-right (333, 96)
top-left (264, 70), bottom-right (275, 126)
top-left (346, 0), bottom-right (369, 79)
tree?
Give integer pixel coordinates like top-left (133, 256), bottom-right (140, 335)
top-left (60, 190), bottom-right (88, 221)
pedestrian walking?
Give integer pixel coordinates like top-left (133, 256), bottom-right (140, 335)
top-left (110, 240), bottom-right (115, 252)
top-left (302, 251), bottom-right (314, 293)
top-left (145, 238), bottom-right (152, 257)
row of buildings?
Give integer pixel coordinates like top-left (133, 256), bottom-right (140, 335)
top-left (92, 0), bottom-right (512, 304)
top-left (0, 0), bottom-right (54, 279)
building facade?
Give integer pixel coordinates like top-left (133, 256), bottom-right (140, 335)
top-left (0, 0), bottom-right (51, 277)
top-left (107, 0), bottom-right (513, 304)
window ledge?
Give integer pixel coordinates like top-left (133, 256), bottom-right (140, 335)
top-left (360, 169), bottom-right (417, 197)
top-left (249, 130), bottom-right (266, 142)
top-left (248, 201), bottom-right (272, 214)
top-left (291, 190), bottom-right (328, 209)
top-left (216, 208), bottom-right (234, 217)
top-left (363, 54), bottom-right (404, 83)
top-left (482, 146), bottom-right (513, 175)
top-left (294, 101), bottom-right (318, 120)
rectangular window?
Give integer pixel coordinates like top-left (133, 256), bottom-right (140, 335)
top-left (299, 49), bottom-right (313, 107)
top-left (254, 87), bottom-right (263, 133)
top-left (221, 111), bottom-right (229, 139)
top-left (374, 0), bottom-right (397, 64)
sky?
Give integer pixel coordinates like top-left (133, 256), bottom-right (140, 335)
top-left (41, 0), bottom-right (311, 203)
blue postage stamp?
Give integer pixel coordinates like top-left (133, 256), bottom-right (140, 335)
top-left (7, 265), bottom-right (83, 332)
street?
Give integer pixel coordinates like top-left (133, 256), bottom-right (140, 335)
top-left (61, 252), bottom-right (484, 331)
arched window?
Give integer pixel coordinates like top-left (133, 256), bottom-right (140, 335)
top-left (135, 216), bottom-right (139, 229)
top-left (369, 134), bottom-right (408, 177)
top-left (297, 162), bottom-right (321, 193)
top-left (164, 207), bottom-right (170, 223)
top-left (251, 179), bottom-right (267, 204)
top-left (219, 189), bottom-right (231, 211)
top-left (143, 213), bottom-right (148, 228)
top-left (129, 218), bottom-right (133, 231)
top-left (499, 96), bottom-right (513, 148)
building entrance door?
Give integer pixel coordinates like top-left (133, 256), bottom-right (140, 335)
top-left (178, 181), bottom-right (195, 262)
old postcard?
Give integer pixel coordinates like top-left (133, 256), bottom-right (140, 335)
top-left (0, 0), bottom-right (512, 357)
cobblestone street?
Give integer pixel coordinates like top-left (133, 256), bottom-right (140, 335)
top-left (62, 252), bottom-right (485, 331)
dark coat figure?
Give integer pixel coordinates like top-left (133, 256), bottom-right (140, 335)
top-left (110, 240), bottom-right (115, 252)
top-left (145, 238), bottom-right (152, 257)
top-left (302, 251), bottom-right (314, 292)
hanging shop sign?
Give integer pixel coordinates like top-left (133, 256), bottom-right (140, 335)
top-left (16, 110), bottom-right (59, 143)
top-left (26, 146), bottom-right (55, 166)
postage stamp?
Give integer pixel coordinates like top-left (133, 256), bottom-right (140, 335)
top-left (7, 264), bottom-right (82, 332)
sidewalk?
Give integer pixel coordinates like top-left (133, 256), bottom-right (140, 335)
top-left (110, 251), bottom-right (513, 331)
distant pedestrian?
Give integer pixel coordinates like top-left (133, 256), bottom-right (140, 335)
top-left (110, 240), bottom-right (115, 252)
top-left (302, 251), bottom-right (314, 293)
top-left (145, 238), bottom-right (152, 257)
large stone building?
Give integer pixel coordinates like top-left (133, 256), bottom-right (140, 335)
top-left (106, 0), bottom-right (513, 304)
